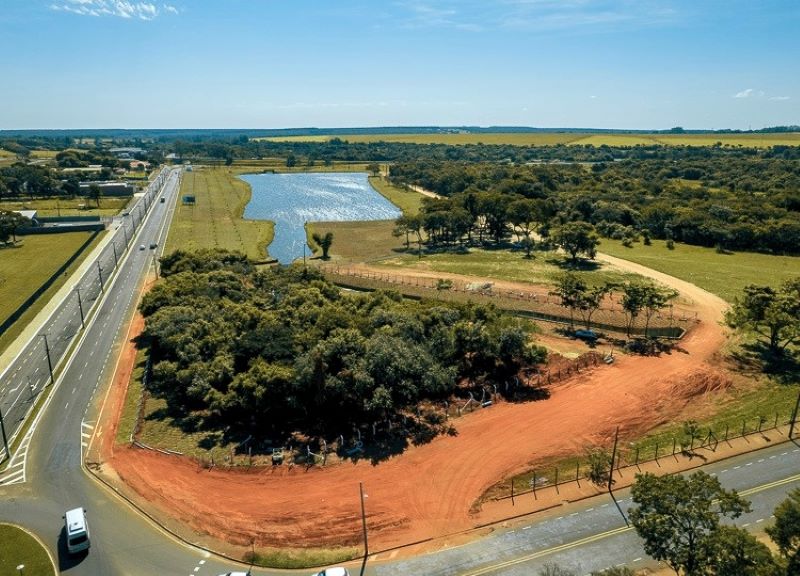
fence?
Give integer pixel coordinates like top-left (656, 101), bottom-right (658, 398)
top-left (318, 265), bottom-right (695, 338)
top-left (131, 351), bottom-right (610, 469)
top-left (489, 407), bottom-right (799, 503)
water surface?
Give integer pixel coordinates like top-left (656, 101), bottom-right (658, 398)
top-left (240, 172), bottom-right (401, 264)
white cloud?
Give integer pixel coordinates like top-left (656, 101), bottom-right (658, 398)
top-left (50, 0), bottom-right (177, 20)
top-left (769, 95), bottom-right (791, 101)
top-left (733, 88), bottom-right (754, 98)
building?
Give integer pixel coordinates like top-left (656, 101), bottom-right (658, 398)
top-left (78, 181), bottom-right (137, 197)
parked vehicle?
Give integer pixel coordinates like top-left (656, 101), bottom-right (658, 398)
top-left (64, 507), bottom-right (90, 554)
top-left (574, 329), bottom-right (598, 342)
top-left (311, 568), bottom-right (350, 576)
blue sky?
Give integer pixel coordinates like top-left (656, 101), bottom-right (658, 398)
top-left (1, 0), bottom-right (798, 130)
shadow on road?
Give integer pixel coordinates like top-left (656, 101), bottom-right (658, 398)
top-left (57, 527), bottom-right (88, 571)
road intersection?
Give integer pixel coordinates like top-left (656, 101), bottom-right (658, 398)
top-left (0, 167), bottom-right (797, 575)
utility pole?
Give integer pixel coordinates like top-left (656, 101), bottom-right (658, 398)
top-left (96, 261), bottom-right (104, 292)
top-left (75, 288), bottom-right (85, 327)
top-left (112, 243), bottom-right (119, 268)
top-left (790, 390), bottom-right (800, 439)
top-left (41, 334), bottom-right (54, 385)
top-left (359, 482), bottom-right (369, 576)
top-left (608, 426), bottom-right (620, 492)
top-left (122, 224), bottom-right (129, 246)
top-left (0, 405), bottom-right (10, 460)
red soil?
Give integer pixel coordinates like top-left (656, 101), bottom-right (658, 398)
top-left (103, 262), bottom-right (732, 552)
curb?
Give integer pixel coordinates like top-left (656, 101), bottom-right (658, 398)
top-left (0, 522), bottom-right (59, 576)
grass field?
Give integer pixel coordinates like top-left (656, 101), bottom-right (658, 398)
top-left (0, 524), bottom-right (54, 576)
top-left (0, 231), bottom-right (105, 353)
top-left (0, 197), bottom-right (131, 218)
top-left (256, 132), bottom-right (800, 148)
top-left (166, 167), bottom-right (274, 261)
top-left (368, 176), bottom-right (422, 215)
top-left (230, 158), bottom-right (376, 174)
top-left (600, 239), bottom-right (799, 302)
top-left (375, 248), bottom-right (638, 287)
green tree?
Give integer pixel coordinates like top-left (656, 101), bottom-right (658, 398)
top-left (0, 210), bottom-right (30, 244)
top-left (766, 488), bottom-right (800, 574)
top-left (726, 279), bottom-right (800, 354)
top-left (366, 163), bottom-right (381, 177)
top-left (551, 273), bottom-right (586, 329)
top-left (630, 471), bottom-right (751, 575)
top-left (710, 525), bottom-right (781, 576)
top-left (286, 153), bottom-right (297, 168)
top-left (552, 221), bottom-right (600, 263)
top-left (312, 231), bottom-right (334, 260)
top-left (88, 183), bottom-right (102, 207)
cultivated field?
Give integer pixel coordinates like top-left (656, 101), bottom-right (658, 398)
top-left (0, 196), bottom-right (131, 218)
top-left (257, 132), bottom-right (800, 148)
top-left (165, 167), bottom-right (274, 261)
top-left (0, 231), bottom-right (105, 353)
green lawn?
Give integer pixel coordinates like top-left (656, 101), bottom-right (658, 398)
top-left (0, 197), bottom-right (131, 218)
top-left (0, 524), bottom-right (54, 576)
top-left (0, 231), bottom-right (106, 353)
top-left (600, 239), bottom-right (799, 302)
top-left (376, 248), bottom-right (638, 287)
top-left (368, 176), bottom-right (422, 215)
top-left (166, 167), bottom-right (274, 261)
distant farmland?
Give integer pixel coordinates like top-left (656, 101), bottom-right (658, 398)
top-left (258, 132), bottom-right (800, 148)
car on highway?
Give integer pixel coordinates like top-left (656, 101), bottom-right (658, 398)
top-left (139, 244), bottom-right (145, 250)
top-left (149, 242), bottom-right (158, 249)
top-left (311, 568), bottom-right (350, 576)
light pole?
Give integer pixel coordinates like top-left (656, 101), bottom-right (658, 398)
top-left (41, 334), bottom-right (54, 385)
top-left (75, 288), bottom-right (85, 327)
top-left (359, 482), bottom-right (369, 576)
top-left (96, 261), bottom-right (104, 292)
top-left (16, 564), bottom-right (24, 575)
top-left (0, 405), bottom-right (10, 459)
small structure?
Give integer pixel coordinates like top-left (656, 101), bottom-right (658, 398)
top-left (182, 195), bottom-right (196, 205)
top-left (78, 181), bottom-right (136, 197)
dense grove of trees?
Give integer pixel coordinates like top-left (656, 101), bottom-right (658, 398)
top-left (388, 158), bottom-right (800, 254)
top-left (140, 250), bottom-right (546, 444)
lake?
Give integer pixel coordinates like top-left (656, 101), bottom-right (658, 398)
top-left (240, 172), bottom-right (402, 264)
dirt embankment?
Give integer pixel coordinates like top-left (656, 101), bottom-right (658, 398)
top-left (101, 260), bottom-right (732, 552)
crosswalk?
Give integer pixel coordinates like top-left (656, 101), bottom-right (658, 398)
top-left (81, 420), bottom-right (95, 453)
top-left (0, 424), bottom-right (33, 486)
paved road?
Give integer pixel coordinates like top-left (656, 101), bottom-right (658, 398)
top-left (376, 441), bottom-right (800, 575)
top-left (0, 169), bottom-right (797, 575)
top-left (0, 169), bottom-right (168, 472)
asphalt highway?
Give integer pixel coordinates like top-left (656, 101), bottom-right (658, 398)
top-left (0, 167), bottom-right (797, 575)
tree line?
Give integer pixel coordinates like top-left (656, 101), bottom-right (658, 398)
top-left (387, 157), bottom-right (800, 255)
top-left (139, 250), bottom-right (547, 446)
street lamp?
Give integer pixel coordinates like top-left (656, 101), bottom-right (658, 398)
top-left (0, 405), bottom-right (11, 460)
top-left (16, 564), bottom-right (24, 575)
top-left (359, 482), bottom-right (369, 576)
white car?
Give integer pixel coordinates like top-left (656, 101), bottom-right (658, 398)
top-left (311, 568), bottom-right (350, 576)
top-left (139, 244), bottom-right (145, 250)
top-left (217, 572), bottom-right (249, 576)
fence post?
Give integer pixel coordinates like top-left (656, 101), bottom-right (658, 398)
top-left (635, 447), bottom-right (640, 471)
top-left (576, 461), bottom-right (581, 488)
top-left (511, 478), bottom-right (515, 506)
top-left (742, 419), bottom-right (748, 442)
top-left (532, 469), bottom-right (537, 500)
top-left (672, 437), bottom-right (676, 456)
